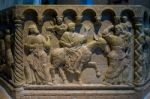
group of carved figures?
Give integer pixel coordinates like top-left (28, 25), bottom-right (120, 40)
top-left (0, 15), bottom-right (150, 85)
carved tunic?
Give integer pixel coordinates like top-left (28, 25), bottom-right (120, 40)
top-left (27, 48), bottom-right (49, 84)
top-left (60, 32), bottom-right (86, 48)
top-left (103, 34), bottom-right (128, 84)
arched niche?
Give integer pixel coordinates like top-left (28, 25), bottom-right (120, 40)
top-left (121, 9), bottom-right (135, 23)
top-left (42, 9), bottom-right (57, 22)
top-left (63, 9), bottom-right (77, 23)
top-left (143, 11), bottom-right (149, 28)
top-left (23, 9), bottom-right (38, 38)
top-left (23, 9), bottom-right (38, 22)
top-left (81, 9), bottom-right (96, 22)
top-left (101, 9), bottom-right (115, 23)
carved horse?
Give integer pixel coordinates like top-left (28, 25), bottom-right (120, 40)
top-left (50, 39), bottom-right (108, 84)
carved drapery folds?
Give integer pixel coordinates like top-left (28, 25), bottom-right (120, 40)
top-left (0, 5), bottom-right (150, 87)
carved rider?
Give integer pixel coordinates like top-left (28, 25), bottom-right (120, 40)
top-left (59, 22), bottom-right (86, 48)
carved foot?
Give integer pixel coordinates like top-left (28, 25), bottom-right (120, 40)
top-left (101, 81), bottom-right (112, 86)
top-left (47, 82), bottom-right (53, 85)
top-left (75, 70), bottom-right (81, 74)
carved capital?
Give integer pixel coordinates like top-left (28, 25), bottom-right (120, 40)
top-left (38, 15), bottom-right (43, 26)
top-left (95, 16), bottom-right (101, 25)
top-left (76, 16), bottom-right (82, 23)
top-left (14, 16), bottom-right (23, 27)
top-left (134, 17), bottom-right (143, 25)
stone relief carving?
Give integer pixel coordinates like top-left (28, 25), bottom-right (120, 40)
top-left (21, 14), bottom-right (135, 85)
top-left (0, 30), bottom-right (5, 73)
top-left (0, 29), bottom-right (14, 80)
top-left (24, 24), bottom-right (52, 85)
top-left (142, 28), bottom-right (150, 81)
top-left (2, 8), bottom-right (149, 86)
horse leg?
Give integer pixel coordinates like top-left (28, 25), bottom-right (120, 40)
top-left (50, 68), bottom-right (56, 84)
top-left (58, 67), bottom-right (68, 84)
top-left (87, 62), bottom-right (101, 77)
top-left (76, 72), bottom-right (82, 84)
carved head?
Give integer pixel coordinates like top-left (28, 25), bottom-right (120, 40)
top-left (67, 22), bottom-right (75, 32)
top-left (114, 25), bottom-right (123, 36)
top-left (144, 28), bottom-right (150, 36)
top-left (57, 17), bottom-right (63, 25)
top-left (121, 16), bottom-right (128, 23)
top-left (28, 24), bottom-right (39, 35)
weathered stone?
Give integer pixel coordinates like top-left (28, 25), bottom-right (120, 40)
top-left (0, 5), bottom-right (150, 99)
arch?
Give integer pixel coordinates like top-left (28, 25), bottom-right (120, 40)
top-left (63, 9), bottom-right (77, 22)
top-left (143, 11), bottom-right (149, 28)
top-left (121, 9), bottom-right (135, 22)
top-left (82, 9), bottom-right (96, 22)
top-left (23, 9), bottom-right (38, 22)
top-left (101, 9), bottom-right (116, 23)
top-left (42, 9), bottom-right (57, 22)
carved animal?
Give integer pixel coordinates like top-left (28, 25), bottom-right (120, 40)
top-left (50, 39), bottom-right (107, 84)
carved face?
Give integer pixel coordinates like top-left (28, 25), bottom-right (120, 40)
top-left (29, 27), bottom-right (39, 35)
top-left (68, 23), bottom-right (75, 32)
top-left (57, 18), bottom-right (63, 25)
top-left (122, 16), bottom-right (128, 23)
top-left (114, 27), bottom-right (122, 36)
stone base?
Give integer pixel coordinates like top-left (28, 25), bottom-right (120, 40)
top-left (1, 77), bottom-right (150, 99)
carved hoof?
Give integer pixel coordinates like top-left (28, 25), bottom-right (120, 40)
top-left (75, 70), bottom-right (81, 74)
top-left (47, 82), bottom-right (53, 85)
top-left (78, 80), bottom-right (83, 85)
top-left (64, 80), bottom-right (68, 84)
top-left (101, 81), bottom-right (112, 86)
top-left (96, 72), bottom-right (101, 78)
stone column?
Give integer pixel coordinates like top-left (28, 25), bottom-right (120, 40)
top-left (14, 17), bottom-right (25, 86)
top-left (134, 17), bottom-right (145, 85)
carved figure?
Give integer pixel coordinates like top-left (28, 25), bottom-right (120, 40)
top-left (54, 17), bottom-right (68, 38)
top-left (121, 16), bottom-right (132, 32)
top-left (24, 24), bottom-right (52, 85)
top-left (80, 20), bottom-right (98, 42)
top-left (142, 28), bottom-right (150, 80)
top-left (2, 29), bottom-right (14, 79)
top-left (24, 24), bottom-right (51, 54)
top-left (26, 46), bottom-right (52, 85)
top-left (59, 22), bottom-right (86, 48)
top-left (102, 25), bottom-right (130, 85)
top-left (0, 31), bottom-right (5, 72)
top-left (42, 17), bottom-right (59, 48)
top-left (50, 39), bottom-right (107, 84)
